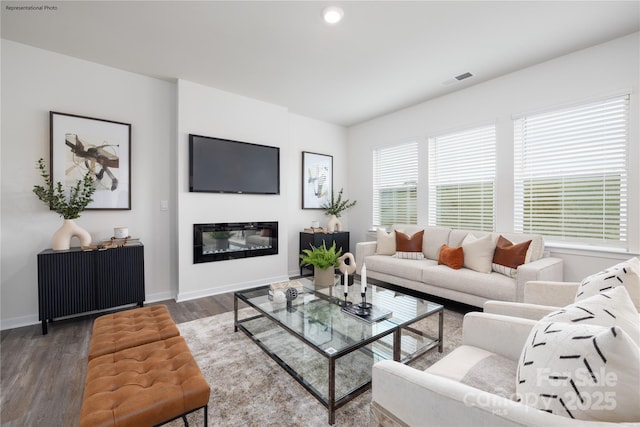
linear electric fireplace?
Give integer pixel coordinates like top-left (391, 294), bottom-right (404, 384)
top-left (193, 222), bottom-right (278, 264)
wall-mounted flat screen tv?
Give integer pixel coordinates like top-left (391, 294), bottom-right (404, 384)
top-left (189, 134), bottom-right (280, 194)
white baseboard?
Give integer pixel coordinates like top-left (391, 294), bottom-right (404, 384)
top-left (0, 290), bottom-right (177, 331)
top-left (0, 314), bottom-right (40, 331)
top-left (176, 275), bottom-right (289, 302)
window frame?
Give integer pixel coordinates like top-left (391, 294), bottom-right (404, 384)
top-left (513, 94), bottom-right (630, 250)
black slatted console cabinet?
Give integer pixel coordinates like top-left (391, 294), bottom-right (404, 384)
top-left (299, 231), bottom-right (349, 276)
top-left (37, 245), bottom-right (145, 334)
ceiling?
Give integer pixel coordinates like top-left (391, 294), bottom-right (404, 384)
top-left (2, 1), bottom-right (639, 127)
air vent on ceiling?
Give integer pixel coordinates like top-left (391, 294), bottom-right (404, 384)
top-left (442, 72), bottom-right (474, 86)
top-left (455, 72), bottom-right (473, 81)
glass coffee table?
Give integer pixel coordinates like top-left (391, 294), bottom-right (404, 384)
top-left (234, 277), bottom-right (443, 425)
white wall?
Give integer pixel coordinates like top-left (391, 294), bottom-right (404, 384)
top-left (175, 80), bottom-right (290, 300)
top-left (4, 32), bottom-right (637, 328)
top-left (0, 43), bottom-right (349, 328)
top-left (1, 40), bottom-right (176, 329)
top-left (288, 113), bottom-right (349, 272)
top-left (175, 83), bottom-right (349, 300)
top-left (347, 33), bottom-right (640, 281)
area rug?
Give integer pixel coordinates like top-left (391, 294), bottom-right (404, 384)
top-left (169, 307), bottom-right (464, 426)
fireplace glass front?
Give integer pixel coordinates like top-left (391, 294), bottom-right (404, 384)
top-left (193, 222), bottom-right (278, 263)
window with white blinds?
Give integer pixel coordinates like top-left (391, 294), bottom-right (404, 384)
top-left (372, 141), bottom-right (418, 228)
top-left (428, 125), bottom-right (496, 231)
top-left (514, 94), bottom-right (629, 249)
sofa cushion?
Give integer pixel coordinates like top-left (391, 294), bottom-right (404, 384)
top-left (492, 236), bottom-right (532, 278)
top-left (437, 245), bottom-right (463, 270)
top-left (516, 321), bottom-right (640, 422)
top-left (392, 224), bottom-right (424, 236)
top-left (461, 234), bottom-right (495, 274)
top-left (366, 254), bottom-right (434, 282)
top-left (575, 257), bottom-right (640, 311)
top-left (426, 345), bottom-right (517, 399)
top-left (376, 229), bottom-right (396, 255)
top-left (492, 264), bottom-right (518, 279)
top-left (544, 286), bottom-right (640, 345)
top-left (395, 230), bottom-right (424, 253)
top-left (394, 251), bottom-right (425, 260)
top-left (449, 229), bottom-right (473, 247)
top-left (422, 266), bottom-right (516, 301)
top-left (422, 226), bottom-right (452, 260)
top-left (493, 236), bottom-right (531, 268)
top-left (496, 231), bottom-right (544, 263)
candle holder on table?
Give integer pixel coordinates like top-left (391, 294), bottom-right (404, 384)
top-left (354, 292), bottom-right (371, 316)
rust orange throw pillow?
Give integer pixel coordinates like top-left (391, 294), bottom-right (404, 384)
top-left (438, 245), bottom-right (463, 269)
top-left (492, 236), bottom-right (531, 268)
top-left (395, 230), bottom-right (424, 253)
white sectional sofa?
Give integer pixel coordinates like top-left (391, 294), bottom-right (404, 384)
top-left (355, 225), bottom-right (563, 307)
top-left (371, 259), bottom-right (640, 426)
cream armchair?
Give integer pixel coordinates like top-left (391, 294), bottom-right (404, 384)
top-left (483, 280), bottom-right (580, 320)
top-left (370, 312), bottom-right (639, 427)
top-left (484, 279), bottom-right (640, 320)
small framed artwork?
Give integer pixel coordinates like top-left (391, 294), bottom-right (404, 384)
top-left (50, 111), bottom-right (131, 210)
top-left (302, 151), bottom-right (332, 209)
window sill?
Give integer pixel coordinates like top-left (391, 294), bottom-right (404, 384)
top-left (545, 243), bottom-right (638, 260)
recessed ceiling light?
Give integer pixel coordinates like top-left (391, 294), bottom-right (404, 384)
top-left (323, 6), bottom-right (344, 25)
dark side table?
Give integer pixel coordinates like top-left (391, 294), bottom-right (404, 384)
top-left (299, 231), bottom-right (349, 276)
top-left (37, 245), bottom-right (145, 334)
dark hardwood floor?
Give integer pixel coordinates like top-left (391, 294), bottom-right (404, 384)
top-left (0, 281), bottom-right (474, 426)
top-left (0, 293), bottom-right (235, 426)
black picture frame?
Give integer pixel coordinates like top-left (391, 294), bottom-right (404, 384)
top-left (50, 111), bottom-right (131, 210)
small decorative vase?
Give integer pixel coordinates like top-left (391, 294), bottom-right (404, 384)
top-left (327, 214), bottom-right (342, 233)
top-left (338, 252), bottom-right (356, 275)
top-left (52, 219), bottom-right (91, 251)
top-left (314, 267), bottom-right (335, 288)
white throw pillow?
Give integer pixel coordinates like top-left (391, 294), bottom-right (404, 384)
top-left (375, 229), bottom-right (396, 255)
top-left (575, 257), bottom-right (640, 311)
top-left (394, 251), bottom-right (425, 260)
top-left (491, 263), bottom-right (517, 278)
top-left (461, 234), bottom-right (495, 274)
top-left (543, 286), bottom-right (640, 346)
top-left (516, 321), bottom-right (640, 422)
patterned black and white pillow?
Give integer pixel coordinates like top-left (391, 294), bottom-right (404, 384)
top-left (543, 286), bottom-right (639, 345)
top-left (575, 257), bottom-right (640, 309)
top-left (516, 322), bottom-right (640, 422)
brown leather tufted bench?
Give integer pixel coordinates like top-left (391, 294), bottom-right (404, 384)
top-left (80, 335), bottom-right (210, 427)
top-left (88, 305), bottom-right (180, 361)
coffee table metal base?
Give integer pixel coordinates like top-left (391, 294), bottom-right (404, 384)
top-left (234, 293), bottom-right (443, 424)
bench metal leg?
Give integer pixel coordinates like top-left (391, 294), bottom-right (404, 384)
top-left (155, 404), bottom-right (208, 427)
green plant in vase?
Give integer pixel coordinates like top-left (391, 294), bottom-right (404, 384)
top-left (300, 241), bottom-right (342, 287)
top-left (32, 158), bottom-right (95, 219)
top-left (32, 158), bottom-right (96, 250)
top-left (321, 188), bottom-right (356, 232)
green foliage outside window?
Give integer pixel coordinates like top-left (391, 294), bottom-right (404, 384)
top-left (377, 186), bottom-right (417, 228)
top-left (435, 182), bottom-right (494, 231)
top-left (522, 174), bottom-right (623, 242)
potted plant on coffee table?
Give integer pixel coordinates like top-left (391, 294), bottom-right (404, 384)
top-left (299, 240), bottom-right (342, 288)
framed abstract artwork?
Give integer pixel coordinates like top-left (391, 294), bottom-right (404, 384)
top-left (302, 151), bottom-right (332, 209)
top-left (50, 111), bottom-right (131, 210)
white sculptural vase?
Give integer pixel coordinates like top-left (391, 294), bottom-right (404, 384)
top-left (327, 214), bottom-right (342, 233)
top-left (52, 219), bottom-right (92, 251)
